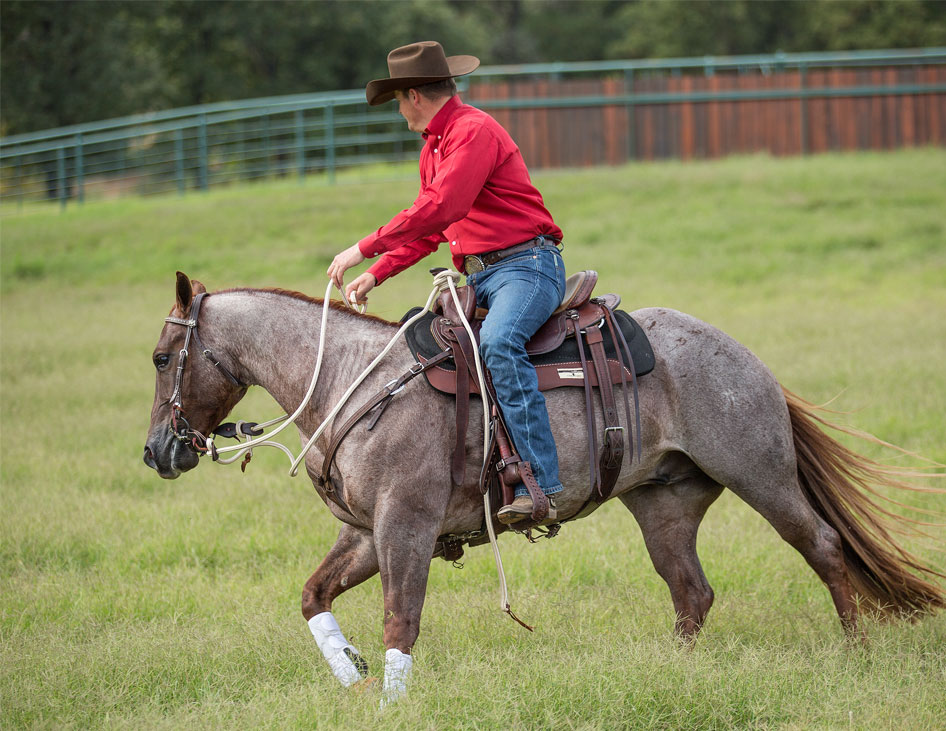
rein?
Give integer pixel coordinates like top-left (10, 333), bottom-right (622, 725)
top-left (162, 273), bottom-right (523, 627)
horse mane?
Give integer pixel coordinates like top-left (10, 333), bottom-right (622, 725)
top-left (213, 286), bottom-right (400, 328)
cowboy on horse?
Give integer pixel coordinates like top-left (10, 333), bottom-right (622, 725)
top-left (144, 41), bottom-right (945, 710)
top-left (328, 41), bottom-right (567, 525)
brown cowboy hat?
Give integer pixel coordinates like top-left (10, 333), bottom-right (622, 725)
top-left (365, 41), bottom-right (480, 106)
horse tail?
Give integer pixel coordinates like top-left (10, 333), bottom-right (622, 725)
top-left (783, 387), bottom-right (946, 616)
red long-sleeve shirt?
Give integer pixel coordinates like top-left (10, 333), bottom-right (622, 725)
top-left (358, 95), bottom-right (563, 285)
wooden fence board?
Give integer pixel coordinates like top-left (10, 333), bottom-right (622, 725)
top-left (463, 62), bottom-right (944, 168)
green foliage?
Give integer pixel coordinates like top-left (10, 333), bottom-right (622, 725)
top-left (0, 0), bottom-right (165, 134)
top-left (608, 0), bottom-right (946, 59)
top-left (2, 150), bottom-right (945, 727)
top-left (4, 0), bottom-right (946, 134)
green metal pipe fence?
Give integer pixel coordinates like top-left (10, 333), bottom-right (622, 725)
top-left (2, 47), bottom-right (944, 208)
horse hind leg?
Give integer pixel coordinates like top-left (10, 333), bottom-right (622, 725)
top-left (707, 458), bottom-right (860, 636)
top-left (302, 523), bottom-right (379, 687)
top-left (620, 471), bottom-right (724, 640)
top-left (745, 481), bottom-right (859, 635)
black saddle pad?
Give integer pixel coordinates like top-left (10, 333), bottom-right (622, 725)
top-left (402, 307), bottom-right (656, 378)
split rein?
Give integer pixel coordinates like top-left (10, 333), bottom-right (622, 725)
top-left (162, 272), bottom-right (523, 624)
top-left (162, 275), bottom-right (452, 475)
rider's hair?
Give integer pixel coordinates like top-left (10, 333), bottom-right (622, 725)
top-left (410, 78), bottom-right (458, 101)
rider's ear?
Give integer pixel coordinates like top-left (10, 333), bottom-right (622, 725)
top-left (175, 271), bottom-right (193, 313)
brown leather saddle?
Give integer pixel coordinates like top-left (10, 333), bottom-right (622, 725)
top-left (423, 269), bottom-right (649, 509)
top-left (316, 270), bottom-right (655, 559)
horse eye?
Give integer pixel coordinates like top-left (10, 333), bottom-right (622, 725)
top-left (153, 353), bottom-right (171, 370)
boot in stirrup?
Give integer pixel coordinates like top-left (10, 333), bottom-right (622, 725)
top-left (497, 494), bottom-right (557, 524)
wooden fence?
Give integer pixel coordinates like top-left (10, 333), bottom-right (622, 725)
top-left (4, 49), bottom-right (945, 206)
top-left (465, 64), bottom-right (946, 168)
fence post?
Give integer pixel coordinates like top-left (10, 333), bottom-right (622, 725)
top-left (625, 69), bottom-right (635, 162)
top-left (197, 115), bottom-right (209, 190)
top-left (262, 115), bottom-right (271, 179)
top-left (799, 63), bottom-right (809, 155)
top-left (57, 145), bottom-right (67, 209)
top-left (74, 133), bottom-right (85, 204)
top-left (174, 128), bottom-right (185, 195)
top-left (326, 104), bottom-right (336, 184)
top-left (15, 156), bottom-right (24, 211)
top-left (237, 120), bottom-right (246, 181)
top-left (295, 109), bottom-right (305, 181)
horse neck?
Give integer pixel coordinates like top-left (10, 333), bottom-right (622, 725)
top-left (203, 290), bottom-right (398, 422)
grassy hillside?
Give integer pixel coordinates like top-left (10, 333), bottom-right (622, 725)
top-left (2, 149), bottom-right (945, 728)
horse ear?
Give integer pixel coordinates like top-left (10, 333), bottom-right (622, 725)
top-left (175, 271), bottom-right (193, 313)
top-left (191, 279), bottom-right (207, 295)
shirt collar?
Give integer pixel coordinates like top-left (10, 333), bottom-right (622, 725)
top-left (422, 95), bottom-right (462, 140)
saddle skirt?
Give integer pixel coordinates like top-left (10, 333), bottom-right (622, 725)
top-left (317, 271), bottom-right (655, 553)
top-left (402, 300), bottom-right (655, 396)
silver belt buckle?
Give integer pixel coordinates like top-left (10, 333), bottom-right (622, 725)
top-left (464, 255), bottom-right (485, 274)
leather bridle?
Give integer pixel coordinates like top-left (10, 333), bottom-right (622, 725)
top-left (162, 292), bottom-right (246, 452)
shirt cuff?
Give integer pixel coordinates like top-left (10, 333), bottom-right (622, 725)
top-left (366, 260), bottom-right (392, 286)
top-left (358, 234), bottom-right (382, 259)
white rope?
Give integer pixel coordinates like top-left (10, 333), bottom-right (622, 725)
top-left (209, 276), bottom-right (441, 476)
top-left (209, 271), bottom-right (513, 617)
top-left (287, 281), bottom-right (443, 477)
top-left (229, 286), bottom-right (365, 435)
top-left (441, 275), bottom-right (512, 616)
top-left (208, 280), bottom-right (335, 458)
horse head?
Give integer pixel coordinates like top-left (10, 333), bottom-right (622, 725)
top-left (143, 272), bottom-right (248, 478)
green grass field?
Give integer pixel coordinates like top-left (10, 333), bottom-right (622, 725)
top-left (2, 149), bottom-right (945, 729)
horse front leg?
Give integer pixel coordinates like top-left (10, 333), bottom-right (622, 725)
top-left (374, 512), bottom-right (444, 707)
top-left (302, 523), bottom-right (379, 687)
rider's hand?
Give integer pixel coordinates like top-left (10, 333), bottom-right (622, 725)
top-left (346, 273), bottom-right (377, 305)
top-left (327, 244), bottom-right (366, 291)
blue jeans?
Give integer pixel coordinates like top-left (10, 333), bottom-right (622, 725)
top-left (467, 245), bottom-right (566, 497)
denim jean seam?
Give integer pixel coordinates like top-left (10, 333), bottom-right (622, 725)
top-left (515, 483), bottom-right (563, 498)
top-left (505, 255), bottom-right (561, 495)
top-left (506, 260), bottom-right (542, 481)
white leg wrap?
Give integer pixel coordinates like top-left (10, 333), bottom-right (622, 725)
top-left (307, 612), bottom-right (366, 687)
top-left (381, 648), bottom-right (413, 707)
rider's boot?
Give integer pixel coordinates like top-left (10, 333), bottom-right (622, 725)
top-left (497, 494), bottom-right (557, 524)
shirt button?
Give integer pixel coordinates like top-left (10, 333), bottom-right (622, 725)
top-left (434, 148), bottom-right (439, 153)
top-left (451, 241), bottom-right (457, 246)
top-left (438, 135), bottom-right (442, 140)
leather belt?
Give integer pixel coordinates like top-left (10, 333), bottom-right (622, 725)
top-left (462, 236), bottom-right (560, 275)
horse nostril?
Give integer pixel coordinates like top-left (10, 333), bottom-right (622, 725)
top-left (143, 445), bottom-right (156, 469)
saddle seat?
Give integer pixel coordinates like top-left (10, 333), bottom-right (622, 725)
top-left (405, 271), bottom-right (654, 395)
top-left (473, 269), bottom-right (602, 322)
top-left (556, 269), bottom-right (601, 315)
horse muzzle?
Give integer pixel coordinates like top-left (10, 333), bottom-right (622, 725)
top-left (143, 427), bottom-right (200, 479)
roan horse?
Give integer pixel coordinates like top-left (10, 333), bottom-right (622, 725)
top-left (144, 272), bottom-right (944, 703)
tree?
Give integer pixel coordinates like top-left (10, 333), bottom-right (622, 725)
top-left (1, 1), bottom-right (165, 134)
top-left (4, 0), bottom-right (945, 135)
top-left (606, 0), bottom-right (946, 60)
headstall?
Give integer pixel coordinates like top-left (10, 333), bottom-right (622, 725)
top-left (163, 292), bottom-right (248, 452)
